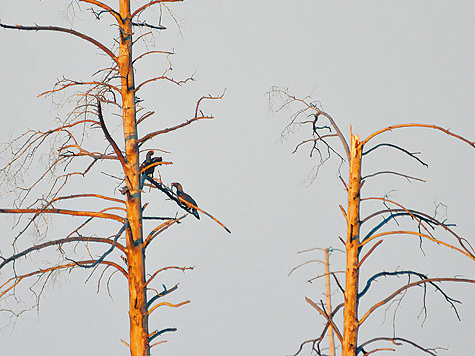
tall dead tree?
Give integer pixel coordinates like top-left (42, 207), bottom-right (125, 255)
top-left (0, 2), bottom-right (228, 355)
top-left (271, 87), bottom-right (475, 356)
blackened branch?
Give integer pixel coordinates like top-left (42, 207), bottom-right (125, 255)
top-left (66, 221), bottom-right (128, 269)
top-left (359, 271), bottom-right (463, 320)
top-left (96, 99), bottom-right (126, 167)
top-left (362, 171), bottom-right (426, 182)
top-left (0, 22), bottom-right (117, 63)
top-left (148, 328), bottom-right (177, 342)
top-left (363, 143), bottom-right (428, 167)
top-left (147, 284), bottom-right (179, 307)
top-left (132, 21), bottom-right (166, 30)
top-left (359, 337), bottom-right (440, 355)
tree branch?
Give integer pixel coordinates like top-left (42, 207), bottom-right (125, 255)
top-left (0, 235), bottom-right (126, 269)
top-left (361, 124), bottom-right (475, 148)
top-left (96, 99), bottom-right (126, 167)
top-left (0, 208), bottom-right (124, 222)
top-left (0, 23), bottom-right (117, 63)
top-left (131, 0), bottom-right (184, 19)
top-left (359, 277), bottom-right (475, 325)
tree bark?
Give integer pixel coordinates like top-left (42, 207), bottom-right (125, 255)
top-left (342, 133), bottom-right (362, 356)
top-left (119, 1), bottom-right (149, 355)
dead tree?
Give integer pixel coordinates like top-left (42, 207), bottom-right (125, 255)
top-left (290, 247), bottom-right (343, 356)
top-left (0, 2), bottom-right (228, 356)
top-left (270, 87), bottom-right (475, 356)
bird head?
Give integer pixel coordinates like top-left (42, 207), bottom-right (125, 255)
top-left (146, 150), bottom-right (154, 159)
top-left (171, 182), bottom-right (183, 192)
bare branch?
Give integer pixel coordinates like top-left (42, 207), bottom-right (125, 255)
top-left (145, 266), bottom-right (194, 287)
top-left (96, 99), bottom-right (126, 168)
top-left (362, 124), bottom-right (475, 148)
top-left (147, 284), bottom-right (179, 307)
top-left (359, 278), bottom-right (475, 325)
top-left (363, 143), bottom-right (428, 167)
top-left (360, 199), bottom-right (474, 259)
top-left (143, 215), bottom-right (186, 248)
top-left (1, 260), bottom-right (128, 299)
top-left (137, 92), bottom-right (225, 145)
top-left (362, 171), bottom-right (426, 183)
top-left (79, 0), bottom-right (123, 23)
top-left (269, 87), bottom-right (350, 160)
top-left (132, 0), bottom-right (184, 19)
top-left (0, 23), bottom-right (117, 63)
top-left (148, 300), bottom-right (190, 315)
top-left (360, 337), bottom-right (442, 355)
top-left (0, 208), bottom-right (124, 222)
top-left (356, 240), bottom-right (383, 269)
top-left (0, 235), bottom-right (126, 269)
top-left (306, 297), bottom-right (343, 343)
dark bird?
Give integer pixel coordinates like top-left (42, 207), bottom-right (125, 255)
top-left (171, 182), bottom-right (200, 219)
top-left (140, 150), bottom-right (162, 177)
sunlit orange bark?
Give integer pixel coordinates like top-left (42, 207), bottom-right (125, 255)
top-left (118, 1), bottom-right (149, 355)
top-left (342, 133), bottom-right (362, 356)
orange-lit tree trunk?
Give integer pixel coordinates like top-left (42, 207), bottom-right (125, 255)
top-left (118, 1), bottom-right (149, 355)
top-left (342, 133), bottom-right (362, 356)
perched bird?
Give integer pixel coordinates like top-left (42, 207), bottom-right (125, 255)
top-left (171, 182), bottom-right (200, 219)
top-left (140, 150), bottom-right (162, 177)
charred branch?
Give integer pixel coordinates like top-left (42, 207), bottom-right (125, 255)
top-left (147, 284), bottom-right (179, 307)
top-left (96, 100), bottom-right (126, 167)
top-left (360, 199), bottom-right (475, 259)
top-left (0, 23), bottom-right (117, 63)
top-left (359, 277), bottom-right (475, 325)
top-left (359, 270), bottom-right (462, 321)
top-left (362, 171), bottom-right (426, 183)
top-left (132, 21), bottom-right (166, 30)
top-left (65, 221), bottom-right (128, 269)
top-left (148, 328), bottom-right (177, 342)
top-left (363, 143), bottom-right (428, 167)
top-left (359, 337), bottom-right (441, 355)
top-left (0, 235), bottom-right (126, 270)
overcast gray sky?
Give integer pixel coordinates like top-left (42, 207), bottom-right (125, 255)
top-left (1, 1), bottom-right (474, 355)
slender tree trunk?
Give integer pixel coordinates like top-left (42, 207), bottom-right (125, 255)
top-left (324, 248), bottom-right (336, 356)
top-left (342, 133), bottom-right (362, 356)
top-left (119, 1), bottom-right (149, 355)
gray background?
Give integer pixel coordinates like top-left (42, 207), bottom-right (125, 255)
top-left (0, 1), bottom-right (473, 355)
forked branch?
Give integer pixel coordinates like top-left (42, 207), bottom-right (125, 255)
top-left (359, 277), bottom-right (475, 325)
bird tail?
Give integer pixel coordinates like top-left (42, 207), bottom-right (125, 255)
top-left (192, 209), bottom-right (200, 220)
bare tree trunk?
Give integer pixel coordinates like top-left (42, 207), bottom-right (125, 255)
top-left (119, 1), bottom-right (149, 355)
top-left (324, 248), bottom-right (336, 356)
top-left (342, 133), bottom-right (362, 356)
